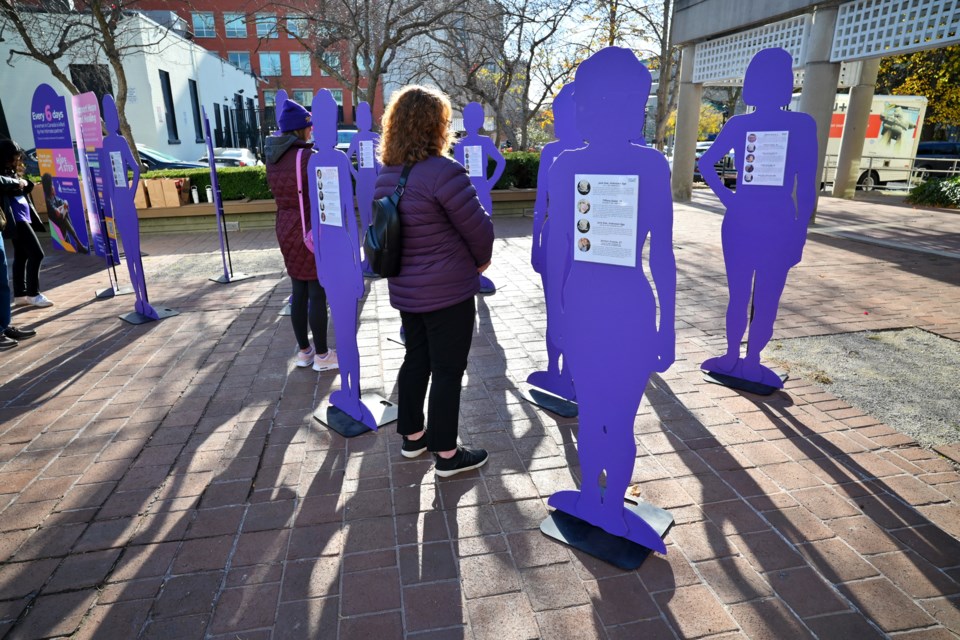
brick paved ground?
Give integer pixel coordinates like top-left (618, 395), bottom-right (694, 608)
top-left (1, 193), bottom-right (958, 639)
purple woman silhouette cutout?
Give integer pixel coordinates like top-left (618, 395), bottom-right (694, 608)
top-left (101, 94), bottom-right (158, 319)
top-left (274, 90), bottom-right (288, 131)
top-left (698, 48), bottom-right (817, 389)
top-left (454, 102), bottom-right (504, 293)
top-left (527, 83), bottom-right (579, 401)
top-left (545, 47), bottom-right (676, 552)
top-left (346, 102), bottom-right (381, 275)
top-left (309, 90), bottom-right (376, 428)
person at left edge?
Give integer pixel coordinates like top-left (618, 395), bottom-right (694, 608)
top-left (0, 141), bottom-right (40, 348)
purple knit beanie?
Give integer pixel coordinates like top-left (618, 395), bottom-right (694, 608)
top-left (278, 99), bottom-right (311, 132)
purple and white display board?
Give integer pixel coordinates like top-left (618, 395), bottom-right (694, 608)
top-left (526, 83), bottom-right (579, 407)
top-left (539, 47), bottom-right (676, 568)
top-left (30, 84), bottom-right (90, 255)
top-left (698, 48), bottom-right (817, 394)
top-left (308, 90), bottom-right (397, 436)
top-left (453, 102), bottom-right (504, 294)
top-left (100, 94), bottom-right (178, 324)
top-left (72, 92), bottom-right (120, 265)
top-left (346, 102), bottom-right (381, 276)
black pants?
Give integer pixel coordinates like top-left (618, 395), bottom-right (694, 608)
top-left (11, 220), bottom-right (44, 297)
top-left (398, 296), bottom-right (476, 452)
top-left (290, 278), bottom-right (328, 353)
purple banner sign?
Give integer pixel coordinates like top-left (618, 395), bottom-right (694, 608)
top-left (30, 84), bottom-right (90, 254)
top-left (71, 92), bottom-right (119, 263)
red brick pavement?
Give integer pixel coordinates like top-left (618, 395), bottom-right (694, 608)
top-left (0, 193), bottom-right (958, 639)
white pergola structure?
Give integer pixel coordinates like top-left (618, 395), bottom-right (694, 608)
top-left (670, 0), bottom-right (960, 203)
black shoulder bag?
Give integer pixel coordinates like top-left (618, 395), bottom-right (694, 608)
top-left (364, 164), bottom-right (413, 278)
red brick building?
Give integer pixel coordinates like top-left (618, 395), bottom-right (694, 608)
top-left (137, 1), bottom-right (383, 131)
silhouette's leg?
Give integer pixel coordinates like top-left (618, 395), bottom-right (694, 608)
top-left (743, 266), bottom-right (790, 371)
top-left (718, 253), bottom-right (754, 369)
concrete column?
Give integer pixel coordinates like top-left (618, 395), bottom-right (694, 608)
top-left (797, 3), bottom-right (842, 214)
top-left (832, 58), bottom-right (881, 198)
top-left (671, 44), bottom-right (703, 202)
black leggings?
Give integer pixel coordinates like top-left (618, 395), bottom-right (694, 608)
top-left (290, 277), bottom-right (328, 353)
top-left (11, 220), bottom-right (44, 297)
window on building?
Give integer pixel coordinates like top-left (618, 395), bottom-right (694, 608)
top-left (329, 89), bottom-right (344, 105)
top-left (290, 52), bottom-right (312, 77)
top-left (158, 69), bottom-right (179, 143)
top-left (192, 12), bottom-right (215, 38)
top-left (287, 16), bottom-right (307, 38)
top-left (292, 90), bottom-right (313, 105)
top-left (224, 12), bottom-right (246, 38)
top-left (256, 13), bottom-right (279, 38)
top-left (189, 79), bottom-right (204, 143)
top-left (259, 52), bottom-right (281, 76)
top-left (228, 52), bottom-right (252, 73)
top-left (263, 90), bottom-right (277, 107)
top-left (321, 52), bottom-right (340, 76)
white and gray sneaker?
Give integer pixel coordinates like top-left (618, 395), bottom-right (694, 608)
top-left (26, 294), bottom-right (53, 308)
top-left (313, 349), bottom-right (339, 372)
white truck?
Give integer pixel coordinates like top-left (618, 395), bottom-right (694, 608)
top-left (792, 94), bottom-right (928, 190)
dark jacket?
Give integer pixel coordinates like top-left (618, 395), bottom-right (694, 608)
top-left (0, 175), bottom-right (39, 237)
top-left (374, 155), bottom-right (494, 313)
top-left (265, 134), bottom-right (316, 280)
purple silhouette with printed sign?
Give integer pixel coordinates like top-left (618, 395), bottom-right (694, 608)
top-left (545, 47), bottom-right (675, 552)
top-left (309, 90), bottom-right (376, 428)
top-left (698, 48), bottom-right (817, 390)
top-left (347, 102), bottom-right (381, 275)
top-left (101, 94), bottom-right (158, 319)
top-left (454, 102), bottom-right (504, 293)
top-left (528, 83), bottom-right (579, 401)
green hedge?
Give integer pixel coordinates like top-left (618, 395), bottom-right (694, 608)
top-left (906, 176), bottom-right (960, 208)
top-left (144, 152), bottom-right (542, 202)
top-left (143, 166), bottom-right (271, 202)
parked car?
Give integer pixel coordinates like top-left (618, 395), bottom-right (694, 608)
top-left (693, 141), bottom-right (737, 188)
top-left (915, 141), bottom-right (960, 180)
top-left (198, 147), bottom-right (262, 168)
top-left (336, 128), bottom-right (358, 153)
top-left (136, 145), bottom-right (206, 170)
top-left (23, 144), bottom-right (203, 177)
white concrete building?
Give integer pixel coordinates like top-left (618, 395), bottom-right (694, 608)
top-left (0, 11), bottom-right (258, 162)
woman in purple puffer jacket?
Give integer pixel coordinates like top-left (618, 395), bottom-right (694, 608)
top-left (374, 86), bottom-right (494, 478)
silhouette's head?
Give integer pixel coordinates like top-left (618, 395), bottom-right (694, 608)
top-left (743, 48), bottom-right (794, 109)
top-left (274, 89), bottom-right (288, 129)
top-left (463, 102), bottom-right (484, 133)
top-left (357, 102), bottom-right (372, 131)
top-left (102, 94), bottom-right (120, 133)
top-left (552, 83), bottom-right (579, 142)
top-left (311, 90), bottom-right (339, 148)
top-left (574, 47), bottom-right (650, 143)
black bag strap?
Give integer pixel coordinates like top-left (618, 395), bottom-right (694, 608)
top-left (392, 164), bottom-right (413, 201)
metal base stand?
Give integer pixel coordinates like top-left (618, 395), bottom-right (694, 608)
top-left (540, 498), bottom-right (673, 570)
top-left (519, 384), bottom-right (578, 418)
top-left (313, 392), bottom-right (398, 438)
top-left (702, 370), bottom-right (788, 396)
top-left (119, 306), bottom-right (179, 325)
top-left (210, 272), bottom-right (254, 284)
top-left (96, 286), bottom-right (134, 299)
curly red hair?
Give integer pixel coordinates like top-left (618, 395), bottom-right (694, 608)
top-left (378, 85), bottom-right (452, 166)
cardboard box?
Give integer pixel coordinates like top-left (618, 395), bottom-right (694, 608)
top-left (144, 178), bottom-right (166, 208)
top-left (133, 180), bottom-right (150, 209)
